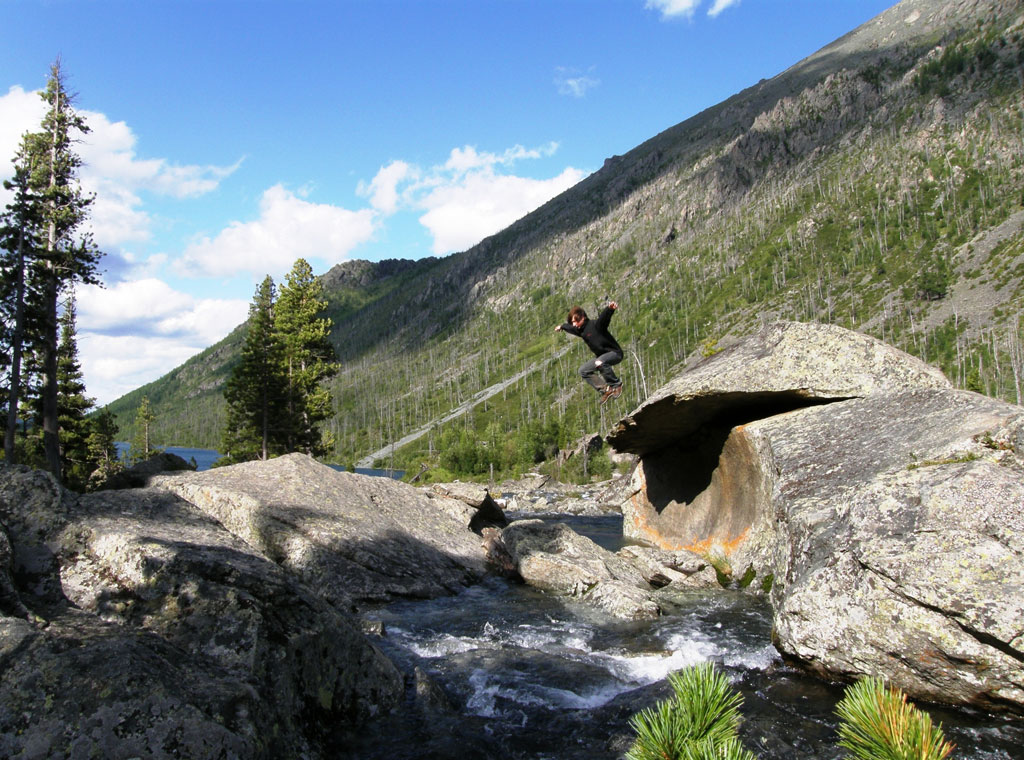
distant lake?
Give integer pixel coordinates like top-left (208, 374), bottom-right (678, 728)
top-left (115, 443), bottom-right (402, 478)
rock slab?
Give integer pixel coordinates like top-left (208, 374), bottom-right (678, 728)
top-left (150, 453), bottom-right (491, 606)
top-left (0, 463), bottom-right (404, 758)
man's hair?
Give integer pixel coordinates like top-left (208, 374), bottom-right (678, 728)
top-left (568, 305), bottom-right (586, 323)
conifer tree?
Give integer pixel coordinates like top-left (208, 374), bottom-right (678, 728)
top-left (128, 396), bottom-right (157, 465)
top-left (220, 276), bottom-right (287, 463)
top-left (0, 60), bottom-right (102, 479)
top-left (1, 134), bottom-right (44, 463)
top-left (85, 407), bottom-right (120, 488)
top-left (34, 61), bottom-right (102, 479)
top-left (275, 258), bottom-right (338, 456)
top-left (55, 295), bottom-right (95, 489)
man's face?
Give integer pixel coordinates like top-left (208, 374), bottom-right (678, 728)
top-left (571, 314), bottom-right (585, 329)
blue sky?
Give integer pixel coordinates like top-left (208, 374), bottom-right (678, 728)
top-left (1, 0), bottom-right (895, 405)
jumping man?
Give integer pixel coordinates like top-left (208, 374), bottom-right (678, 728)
top-left (555, 301), bottom-right (624, 403)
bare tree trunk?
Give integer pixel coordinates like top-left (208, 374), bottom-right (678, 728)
top-left (41, 275), bottom-right (60, 479)
top-left (41, 81), bottom-right (63, 481)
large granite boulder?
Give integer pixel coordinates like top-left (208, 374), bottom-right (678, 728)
top-left (607, 321), bottom-right (1024, 711)
top-left (0, 464), bottom-right (403, 758)
top-left (150, 453), bottom-right (491, 606)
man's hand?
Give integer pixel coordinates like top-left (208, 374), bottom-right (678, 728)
top-left (554, 325), bottom-right (562, 332)
top-left (609, 301), bottom-right (618, 310)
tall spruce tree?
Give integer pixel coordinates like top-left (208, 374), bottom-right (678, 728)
top-left (220, 276), bottom-right (287, 463)
top-left (275, 258), bottom-right (338, 456)
top-left (36, 62), bottom-right (102, 479)
top-left (1, 134), bottom-right (44, 463)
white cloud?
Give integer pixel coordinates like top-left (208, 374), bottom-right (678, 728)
top-left (177, 184), bottom-right (376, 278)
top-left (646, 0), bottom-right (701, 19)
top-left (417, 166), bottom-right (584, 255)
top-left (708, 0), bottom-right (740, 17)
top-left (76, 109), bottom-right (241, 248)
top-left (362, 142), bottom-right (582, 255)
top-left (0, 86), bottom-right (238, 250)
top-left (554, 67), bottom-right (600, 98)
top-left (0, 86), bottom-right (46, 213)
top-left (646, 0), bottom-right (738, 19)
top-left (361, 159), bottom-right (414, 214)
top-left (79, 333), bottom-right (212, 408)
top-left (76, 279), bottom-right (249, 406)
top-left (0, 85), bottom-right (45, 161)
top-left (443, 143), bottom-right (559, 173)
top-left (77, 278), bottom-right (194, 334)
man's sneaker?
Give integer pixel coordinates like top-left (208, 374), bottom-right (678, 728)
top-left (600, 383), bottom-right (623, 404)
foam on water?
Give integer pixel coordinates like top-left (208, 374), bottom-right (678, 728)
top-left (388, 627), bottom-right (493, 658)
top-left (592, 643), bottom-right (719, 686)
top-left (465, 665), bottom-right (635, 717)
top-left (506, 621), bottom-right (593, 652)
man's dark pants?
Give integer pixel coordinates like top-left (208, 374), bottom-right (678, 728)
top-left (580, 350), bottom-right (623, 392)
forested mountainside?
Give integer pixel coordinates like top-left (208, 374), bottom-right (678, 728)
top-left (108, 0), bottom-right (1024, 476)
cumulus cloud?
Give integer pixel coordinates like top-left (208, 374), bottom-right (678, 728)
top-left (0, 85), bottom-right (45, 159)
top-left (79, 332), bottom-right (215, 407)
top-left (554, 67), bottom-right (600, 98)
top-left (76, 279), bottom-right (249, 405)
top-left (0, 86), bottom-right (238, 249)
top-left (177, 184), bottom-right (376, 278)
top-left (76, 109), bottom-right (242, 248)
top-left (362, 159), bottom-right (415, 214)
top-left (417, 166), bottom-right (584, 254)
top-left (361, 142), bottom-right (583, 255)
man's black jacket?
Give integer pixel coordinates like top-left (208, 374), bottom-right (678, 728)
top-left (561, 306), bottom-right (622, 357)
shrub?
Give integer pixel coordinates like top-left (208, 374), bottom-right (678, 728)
top-left (835, 677), bottom-right (955, 760)
top-left (626, 668), bottom-right (955, 760)
top-left (626, 663), bottom-right (756, 760)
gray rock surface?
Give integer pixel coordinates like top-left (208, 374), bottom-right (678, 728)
top-left (496, 472), bottom-right (628, 516)
top-left (608, 320), bottom-right (950, 456)
top-left (500, 519), bottom-right (661, 620)
top-left (428, 481), bottom-right (509, 532)
top-left (100, 450), bottom-right (195, 490)
top-left (150, 453), bottom-right (490, 606)
top-left (0, 463), bottom-right (404, 758)
top-left (607, 321), bottom-right (1024, 710)
top-left (617, 545), bottom-right (718, 589)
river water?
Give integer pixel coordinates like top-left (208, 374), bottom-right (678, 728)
top-left (340, 515), bottom-right (1023, 760)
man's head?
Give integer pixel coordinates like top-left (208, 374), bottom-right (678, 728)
top-left (568, 306), bottom-right (587, 328)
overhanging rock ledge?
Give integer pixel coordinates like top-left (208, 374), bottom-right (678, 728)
top-left (606, 321), bottom-right (1024, 711)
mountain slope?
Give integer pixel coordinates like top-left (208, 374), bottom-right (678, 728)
top-left (109, 0), bottom-right (1024, 476)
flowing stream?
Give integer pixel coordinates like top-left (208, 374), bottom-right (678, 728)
top-left (340, 515), bottom-right (1022, 759)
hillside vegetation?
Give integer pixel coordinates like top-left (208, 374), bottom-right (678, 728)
top-left (108, 0), bottom-right (1024, 481)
